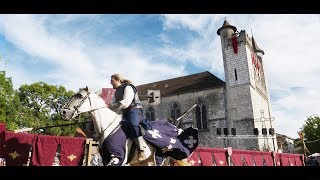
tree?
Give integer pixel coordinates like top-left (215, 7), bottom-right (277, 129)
top-left (299, 115), bottom-right (320, 154)
top-left (0, 68), bottom-right (22, 130)
top-left (0, 71), bottom-right (10, 123)
top-left (18, 81), bottom-right (78, 136)
top-left (1, 55), bottom-right (85, 136)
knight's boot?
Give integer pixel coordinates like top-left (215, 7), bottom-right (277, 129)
top-left (134, 136), bottom-right (147, 161)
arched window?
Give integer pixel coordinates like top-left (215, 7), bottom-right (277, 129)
top-left (170, 103), bottom-right (181, 126)
top-left (146, 107), bottom-right (155, 121)
top-left (196, 98), bottom-right (207, 130)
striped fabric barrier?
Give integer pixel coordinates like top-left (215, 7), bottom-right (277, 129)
top-left (3, 130), bottom-right (86, 166)
top-left (173, 147), bottom-right (304, 166)
top-left (31, 134), bottom-right (86, 166)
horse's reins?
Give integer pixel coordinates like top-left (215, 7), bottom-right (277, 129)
top-left (63, 90), bottom-right (121, 141)
top-left (84, 93), bottom-right (121, 141)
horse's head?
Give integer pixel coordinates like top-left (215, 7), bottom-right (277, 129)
top-left (60, 86), bottom-right (92, 120)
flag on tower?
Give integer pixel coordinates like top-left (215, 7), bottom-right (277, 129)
top-left (251, 52), bottom-right (256, 67)
top-left (231, 37), bottom-right (238, 54)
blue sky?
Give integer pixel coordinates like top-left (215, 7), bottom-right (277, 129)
top-left (0, 14), bottom-right (319, 138)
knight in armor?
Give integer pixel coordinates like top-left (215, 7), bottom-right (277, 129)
top-left (108, 73), bottom-right (148, 162)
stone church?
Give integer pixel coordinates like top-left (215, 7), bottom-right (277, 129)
top-left (136, 20), bottom-right (278, 152)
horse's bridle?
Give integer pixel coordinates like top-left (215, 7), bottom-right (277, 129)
top-left (61, 89), bottom-right (120, 140)
top-left (62, 90), bottom-right (92, 120)
top-left (63, 90), bottom-right (110, 120)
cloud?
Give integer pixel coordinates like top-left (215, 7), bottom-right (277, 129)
top-left (247, 15), bottom-right (320, 137)
top-left (0, 15), bottom-right (186, 93)
top-left (160, 15), bottom-right (226, 78)
top-left (0, 15), bottom-right (95, 72)
top-left (272, 85), bottom-right (320, 137)
top-left (162, 14), bottom-right (225, 34)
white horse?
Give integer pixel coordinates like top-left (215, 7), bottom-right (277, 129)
top-left (60, 86), bottom-right (170, 166)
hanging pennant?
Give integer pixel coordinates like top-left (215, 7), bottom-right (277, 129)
top-left (251, 52), bottom-right (256, 67)
top-left (256, 60), bottom-right (260, 71)
top-left (232, 37), bottom-right (238, 54)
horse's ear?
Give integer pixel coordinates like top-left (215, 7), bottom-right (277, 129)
top-left (85, 86), bottom-right (91, 93)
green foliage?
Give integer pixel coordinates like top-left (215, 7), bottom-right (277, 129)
top-left (1, 55), bottom-right (86, 137)
top-left (302, 115), bottom-right (320, 154)
top-left (17, 81), bottom-right (78, 136)
top-left (0, 69), bottom-right (22, 129)
top-left (0, 71), bottom-right (8, 122)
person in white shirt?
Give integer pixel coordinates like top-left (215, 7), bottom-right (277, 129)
top-left (108, 73), bottom-right (147, 161)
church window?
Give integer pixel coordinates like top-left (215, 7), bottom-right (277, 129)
top-left (234, 68), bottom-right (238, 81)
top-left (196, 98), bottom-right (208, 130)
top-left (223, 128), bottom-right (229, 135)
top-left (146, 107), bottom-right (155, 121)
top-left (216, 128), bottom-right (222, 135)
top-left (170, 103), bottom-right (181, 126)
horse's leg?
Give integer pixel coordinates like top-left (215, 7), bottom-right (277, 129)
top-left (160, 156), bottom-right (172, 166)
top-left (122, 139), bottom-right (133, 165)
top-left (101, 129), bottom-right (128, 166)
top-left (128, 142), bottom-right (157, 166)
top-left (154, 149), bottom-right (169, 166)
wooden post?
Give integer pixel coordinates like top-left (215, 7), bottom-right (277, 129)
top-left (272, 151), bottom-right (277, 166)
top-left (298, 131), bottom-right (310, 158)
top-left (83, 138), bottom-right (100, 166)
top-left (87, 139), bottom-right (93, 166)
top-left (227, 147), bottom-right (232, 166)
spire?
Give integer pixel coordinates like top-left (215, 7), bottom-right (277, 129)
top-left (252, 36), bottom-right (265, 55)
top-left (217, 20), bottom-right (237, 35)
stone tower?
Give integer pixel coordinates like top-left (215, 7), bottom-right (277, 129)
top-left (217, 20), bottom-right (277, 151)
